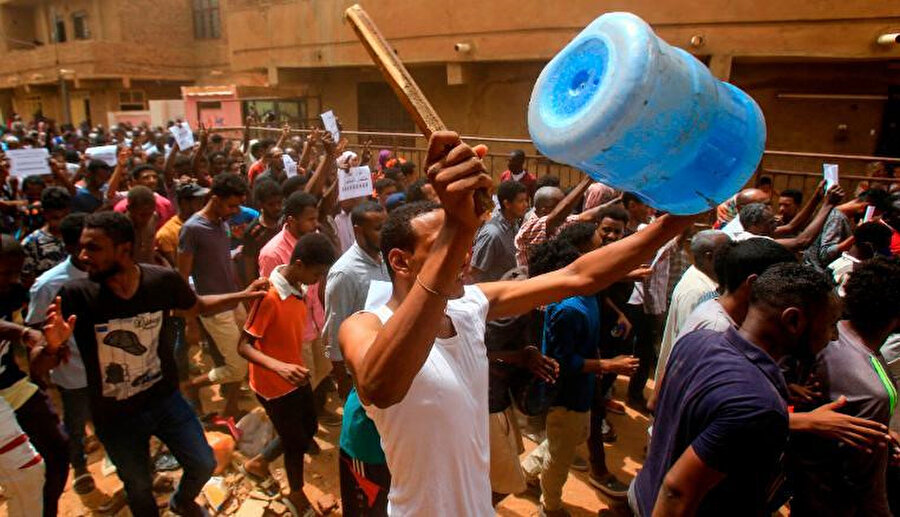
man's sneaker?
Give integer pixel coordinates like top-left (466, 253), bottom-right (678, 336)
top-left (539, 506), bottom-right (572, 517)
top-left (604, 399), bottom-right (626, 415)
top-left (570, 455), bottom-right (589, 472)
top-left (588, 473), bottom-right (629, 500)
top-left (602, 419), bottom-right (617, 443)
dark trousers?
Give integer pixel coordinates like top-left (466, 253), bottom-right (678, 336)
top-left (15, 389), bottom-right (70, 517)
top-left (95, 391), bottom-right (215, 517)
top-left (625, 306), bottom-right (662, 402)
top-left (257, 385), bottom-right (318, 491)
top-left (339, 448), bottom-right (390, 517)
top-left (58, 386), bottom-right (91, 474)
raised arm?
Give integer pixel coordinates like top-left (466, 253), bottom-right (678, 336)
top-left (190, 122), bottom-right (208, 174)
top-left (481, 213), bottom-right (693, 320)
top-left (240, 116), bottom-right (252, 156)
top-left (773, 181), bottom-right (823, 237)
top-left (274, 123), bottom-right (291, 150)
top-left (775, 185), bottom-right (844, 253)
top-left (298, 128), bottom-right (320, 171)
top-left (106, 147), bottom-right (131, 200)
top-left (305, 133), bottom-right (336, 197)
top-left (338, 131), bottom-right (493, 408)
top-left (546, 176), bottom-right (592, 233)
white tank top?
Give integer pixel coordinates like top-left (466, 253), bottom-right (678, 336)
top-left (363, 285), bottom-right (493, 516)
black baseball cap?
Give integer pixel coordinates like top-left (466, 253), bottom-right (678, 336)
top-left (176, 182), bottom-right (210, 199)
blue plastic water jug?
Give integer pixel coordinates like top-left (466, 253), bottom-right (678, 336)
top-left (528, 12), bottom-right (766, 215)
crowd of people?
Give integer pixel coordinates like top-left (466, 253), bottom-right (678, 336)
top-left (0, 114), bottom-right (899, 517)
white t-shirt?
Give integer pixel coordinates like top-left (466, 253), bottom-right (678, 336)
top-left (656, 266), bottom-right (718, 377)
top-left (364, 286), bottom-right (493, 516)
top-left (675, 298), bottom-right (736, 341)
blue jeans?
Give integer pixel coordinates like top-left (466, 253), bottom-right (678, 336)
top-left (95, 391), bottom-right (215, 517)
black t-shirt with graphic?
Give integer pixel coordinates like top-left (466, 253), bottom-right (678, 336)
top-left (60, 265), bottom-right (197, 423)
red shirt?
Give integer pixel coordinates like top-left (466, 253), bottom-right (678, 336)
top-left (500, 169), bottom-right (537, 198)
top-left (114, 193), bottom-right (176, 230)
top-left (247, 160), bottom-right (266, 185)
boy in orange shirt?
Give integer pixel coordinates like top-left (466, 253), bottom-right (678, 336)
top-left (239, 233), bottom-right (336, 516)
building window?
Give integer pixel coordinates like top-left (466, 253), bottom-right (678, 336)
top-left (52, 14), bottom-right (67, 43)
top-left (72, 12), bottom-right (90, 40)
top-left (119, 91), bottom-right (145, 111)
top-left (193, 0), bottom-right (221, 40)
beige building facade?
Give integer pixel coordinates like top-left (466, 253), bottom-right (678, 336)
top-left (1, 1), bottom-right (899, 179)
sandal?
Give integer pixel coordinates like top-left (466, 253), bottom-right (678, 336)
top-left (281, 496), bottom-right (317, 517)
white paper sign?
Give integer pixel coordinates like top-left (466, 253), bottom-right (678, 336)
top-left (338, 165), bottom-right (374, 201)
top-left (169, 122), bottom-right (195, 150)
top-left (823, 163), bottom-right (839, 190)
top-left (282, 154), bottom-right (298, 178)
top-left (85, 145), bottom-right (118, 167)
top-left (7, 148), bottom-right (51, 178)
top-left (863, 205), bottom-right (876, 223)
top-left (320, 110), bottom-right (340, 143)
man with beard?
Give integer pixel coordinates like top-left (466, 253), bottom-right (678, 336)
top-left (631, 264), bottom-right (842, 516)
top-left (44, 211), bottom-right (268, 517)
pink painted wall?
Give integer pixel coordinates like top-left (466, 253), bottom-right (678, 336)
top-left (183, 94), bottom-right (242, 128)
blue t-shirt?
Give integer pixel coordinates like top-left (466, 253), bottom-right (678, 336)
top-left (542, 295), bottom-right (600, 412)
top-left (71, 186), bottom-right (104, 213)
top-left (634, 327), bottom-right (789, 516)
top-left (339, 388), bottom-right (386, 464)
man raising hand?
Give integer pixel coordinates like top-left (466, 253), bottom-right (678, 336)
top-left (338, 131), bottom-right (694, 515)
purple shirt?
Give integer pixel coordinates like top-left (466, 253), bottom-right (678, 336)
top-left (634, 327), bottom-right (789, 516)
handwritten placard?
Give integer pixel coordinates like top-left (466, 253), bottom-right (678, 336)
top-left (85, 145), bottom-right (118, 167)
top-left (282, 154), bottom-right (298, 178)
top-left (823, 163), bottom-right (839, 190)
top-left (169, 122), bottom-right (195, 150)
top-left (7, 148), bottom-right (51, 178)
top-left (320, 110), bottom-right (340, 143)
top-left (338, 165), bottom-right (374, 201)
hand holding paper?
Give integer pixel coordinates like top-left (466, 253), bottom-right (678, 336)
top-left (823, 163), bottom-right (839, 190)
top-left (320, 110), bottom-right (340, 143)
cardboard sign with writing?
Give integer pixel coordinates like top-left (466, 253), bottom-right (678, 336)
top-left (338, 165), bottom-right (373, 201)
top-left (320, 110), bottom-right (340, 143)
top-left (84, 145), bottom-right (118, 167)
top-left (282, 154), bottom-right (298, 178)
top-left (7, 148), bottom-right (51, 178)
top-left (169, 122), bottom-right (195, 150)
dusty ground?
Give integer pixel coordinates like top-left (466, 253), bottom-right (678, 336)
top-left (3, 378), bottom-right (651, 516)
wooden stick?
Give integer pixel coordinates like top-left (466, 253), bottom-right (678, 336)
top-left (344, 4), bottom-right (493, 214)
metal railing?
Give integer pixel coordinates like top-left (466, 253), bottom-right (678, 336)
top-left (210, 125), bottom-right (899, 199)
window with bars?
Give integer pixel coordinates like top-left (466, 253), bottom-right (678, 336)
top-left (52, 14), bottom-right (67, 43)
top-left (72, 12), bottom-right (90, 40)
top-left (193, 0), bottom-right (221, 40)
top-left (119, 91), bottom-right (146, 111)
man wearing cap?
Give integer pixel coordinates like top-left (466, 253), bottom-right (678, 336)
top-left (71, 160), bottom-right (112, 213)
top-left (155, 183), bottom-right (208, 268)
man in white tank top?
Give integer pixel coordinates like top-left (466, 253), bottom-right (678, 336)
top-left (338, 131), bottom-right (695, 516)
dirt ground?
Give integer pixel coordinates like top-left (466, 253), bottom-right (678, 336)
top-left (3, 378), bottom-right (652, 517)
